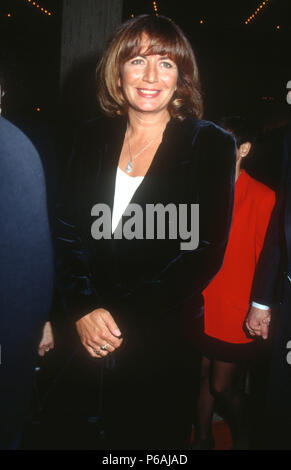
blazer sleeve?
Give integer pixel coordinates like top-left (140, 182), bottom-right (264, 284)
top-left (251, 148), bottom-right (288, 307)
top-left (251, 201), bottom-right (283, 307)
top-left (123, 125), bottom-right (237, 313)
top-left (54, 125), bottom-right (101, 322)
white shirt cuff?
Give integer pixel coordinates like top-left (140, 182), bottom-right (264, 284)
top-left (251, 301), bottom-right (270, 310)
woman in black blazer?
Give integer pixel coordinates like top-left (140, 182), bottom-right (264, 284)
top-left (55, 15), bottom-right (236, 449)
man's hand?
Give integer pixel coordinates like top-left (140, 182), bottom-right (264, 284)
top-left (76, 308), bottom-right (123, 358)
top-left (245, 306), bottom-right (271, 340)
top-left (38, 321), bottom-right (54, 356)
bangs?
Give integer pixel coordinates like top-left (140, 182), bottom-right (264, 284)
top-left (97, 14), bottom-right (203, 119)
top-left (119, 26), bottom-right (183, 64)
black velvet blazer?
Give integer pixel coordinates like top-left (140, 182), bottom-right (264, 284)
top-left (55, 115), bottom-right (236, 337)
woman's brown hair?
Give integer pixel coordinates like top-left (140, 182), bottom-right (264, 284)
top-left (97, 15), bottom-right (203, 120)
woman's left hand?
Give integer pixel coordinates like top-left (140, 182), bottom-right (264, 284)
top-left (75, 308), bottom-right (123, 358)
top-left (38, 321), bottom-right (54, 356)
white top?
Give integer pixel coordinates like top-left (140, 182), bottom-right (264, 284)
top-left (112, 167), bottom-right (144, 233)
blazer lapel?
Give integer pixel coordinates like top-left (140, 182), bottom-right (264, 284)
top-left (87, 115), bottom-right (127, 213)
top-left (87, 116), bottom-right (200, 219)
top-left (129, 117), bottom-right (201, 205)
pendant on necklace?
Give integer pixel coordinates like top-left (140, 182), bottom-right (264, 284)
top-left (125, 160), bottom-right (133, 173)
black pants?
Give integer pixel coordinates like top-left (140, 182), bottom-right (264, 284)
top-left (101, 325), bottom-right (200, 450)
top-left (264, 278), bottom-right (291, 449)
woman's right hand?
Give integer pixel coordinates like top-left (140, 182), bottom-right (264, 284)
top-left (76, 308), bottom-right (123, 358)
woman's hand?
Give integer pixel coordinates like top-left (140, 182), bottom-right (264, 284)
top-left (38, 321), bottom-right (54, 357)
top-left (76, 308), bottom-right (123, 358)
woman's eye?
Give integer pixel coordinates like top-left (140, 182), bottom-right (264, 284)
top-left (131, 58), bottom-right (144, 65)
top-left (160, 61), bottom-right (173, 69)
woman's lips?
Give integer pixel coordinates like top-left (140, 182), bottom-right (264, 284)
top-left (137, 88), bottom-right (161, 98)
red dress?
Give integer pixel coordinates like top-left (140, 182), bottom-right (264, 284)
top-left (202, 170), bottom-right (275, 345)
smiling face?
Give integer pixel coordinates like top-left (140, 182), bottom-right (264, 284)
top-left (118, 39), bottom-right (178, 116)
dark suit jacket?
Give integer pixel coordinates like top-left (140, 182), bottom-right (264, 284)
top-left (252, 126), bottom-right (291, 306)
top-left (251, 127), bottom-right (291, 447)
top-left (55, 116), bottom-right (236, 347)
top-left (0, 116), bottom-right (53, 449)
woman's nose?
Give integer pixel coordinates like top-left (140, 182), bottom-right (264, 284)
top-left (143, 62), bottom-right (158, 83)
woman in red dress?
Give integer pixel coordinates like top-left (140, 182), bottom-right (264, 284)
top-left (192, 116), bottom-right (276, 450)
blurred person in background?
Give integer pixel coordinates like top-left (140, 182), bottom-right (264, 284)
top-left (192, 116), bottom-right (275, 450)
top-left (0, 71), bottom-right (54, 449)
top-left (246, 81), bottom-right (291, 449)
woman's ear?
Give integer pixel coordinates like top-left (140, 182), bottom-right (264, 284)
top-left (118, 76), bottom-right (121, 87)
top-left (239, 141), bottom-right (252, 158)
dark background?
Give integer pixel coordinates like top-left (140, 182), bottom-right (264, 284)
top-left (0, 0), bottom-right (61, 120)
top-left (0, 0), bottom-right (290, 124)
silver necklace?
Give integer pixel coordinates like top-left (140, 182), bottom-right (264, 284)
top-left (125, 125), bottom-right (158, 174)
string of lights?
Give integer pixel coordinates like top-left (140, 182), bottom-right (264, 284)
top-left (244, 0), bottom-right (270, 24)
top-left (24, 0), bottom-right (52, 16)
top-left (153, 1), bottom-right (159, 17)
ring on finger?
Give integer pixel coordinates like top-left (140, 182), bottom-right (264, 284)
top-left (91, 347), bottom-right (101, 356)
top-left (100, 343), bottom-right (110, 351)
